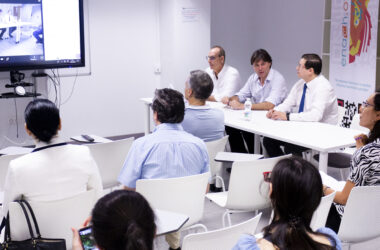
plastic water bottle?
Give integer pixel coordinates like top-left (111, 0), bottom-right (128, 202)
top-left (244, 98), bottom-right (252, 121)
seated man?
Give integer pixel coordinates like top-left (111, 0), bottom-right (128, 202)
top-left (225, 49), bottom-right (287, 153)
top-left (205, 45), bottom-right (242, 102)
top-left (182, 70), bottom-right (225, 142)
top-left (118, 88), bottom-right (209, 250)
top-left (263, 53), bottom-right (338, 157)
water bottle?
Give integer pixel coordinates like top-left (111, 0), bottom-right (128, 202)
top-left (244, 98), bottom-right (252, 121)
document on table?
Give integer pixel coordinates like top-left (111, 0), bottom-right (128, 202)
top-left (320, 171), bottom-right (346, 191)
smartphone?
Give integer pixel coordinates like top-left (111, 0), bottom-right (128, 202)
top-left (78, 226), bottom-right (99, 250)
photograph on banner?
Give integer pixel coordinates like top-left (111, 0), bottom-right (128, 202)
top-left (329, 0), bottom-right (379, 128)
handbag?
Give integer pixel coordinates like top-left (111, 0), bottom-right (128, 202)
top-left (1, 200), bottom-right (66, 250)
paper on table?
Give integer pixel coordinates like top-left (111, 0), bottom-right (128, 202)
top-left (0, 146), bottom-right (33, 155)
top-left (319, 171), bottom-right (346, 191)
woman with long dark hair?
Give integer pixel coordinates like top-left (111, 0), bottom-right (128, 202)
top-left (72, 190), bottom-right (156, 250)
top-left (233, 157), bottom-right (341, 249)
top-left (325, 91), bottom-right (380, 233)
top-left (2, 99), bottom-right (103, 218)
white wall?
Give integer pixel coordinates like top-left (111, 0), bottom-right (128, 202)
top-left (159, 0), bottom-right (210, 92)
top-left (210, 0), bottom-right (325, 89)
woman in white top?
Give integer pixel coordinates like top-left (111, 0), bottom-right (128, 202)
top-left (2, 99), bottom-right (103, 219)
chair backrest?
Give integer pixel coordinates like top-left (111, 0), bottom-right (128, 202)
top-left (0, 154), bottom-right (25, 192)
top-left (182, 213), bottom-right (262, 250)
top-left (87, 137), bottom-right (134, 189)
top-left (226, 154), bottom-right (292, 210)
top-left (205, 135), bottom-right (229, 177)
top-left (310, 191), bottom-right (336, 231)
top-left (136, 172), bottom-right (210, 228)
top-left (9, 189), bottom-right (97, 249)
top-left (338, 186), bottom-right (380, 243)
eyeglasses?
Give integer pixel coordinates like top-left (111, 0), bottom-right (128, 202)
top-left (263, 171), bottom-right (272, 183)
top-left (206, 55), bottom-right (219, 61)
top-left (362, 101), bottom-right (374, 108)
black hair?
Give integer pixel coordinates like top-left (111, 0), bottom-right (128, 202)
top-left (263, 157), bottom-right (337, 250)
top-left (211, 45), bottom-right (226, 60)
top-left (188, 70), bottom-right (213, 101)
top-left (366, 89), bottom-right (380, 143)
top-left (250, 49), bottom-right (272, 66)
top-left (91, 190), bottom-right (156, 250)
top-left (152, 88), bottom-right (185, 123)
top-left (24, 99), bottom-right (60, 143)
top-left (302, 53), bottom-right (322, 75)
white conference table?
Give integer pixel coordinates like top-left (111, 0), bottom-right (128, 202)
top-left (140, 98), bottom-right (363, 173)
top-left (155, 209), bottom-right (189, 236)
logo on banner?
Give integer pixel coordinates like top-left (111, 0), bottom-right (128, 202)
top-left (349, 0), bottom-right (373, 63)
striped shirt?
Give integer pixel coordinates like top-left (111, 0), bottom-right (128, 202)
top-left (336, 138), bottom-right (380, 216)
top-left (117, 123), bottom-right (209, 188)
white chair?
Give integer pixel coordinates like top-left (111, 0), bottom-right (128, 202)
top-left (0, 154), bottom-right (25, 192)
top-left (338, 186), bottom-right (380, 246)
top-left (182, 213), bottom-right (262, 250)
top-left (8, 189), bottom-right (97, 249)
top-left (136, 172), bottom-right (210, 232)
top-left (310, 191), bottom-right (336, 231)
top-left (87, 137), bottom-right (134, 189)
top-left (205, 135), bottom-right (229, 191)
top-left (206, 155), bottom-right (292, 227)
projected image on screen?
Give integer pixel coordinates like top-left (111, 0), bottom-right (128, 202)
top-left (0, 2), bottom-right (43, 59)
top-left (0, 0), bottom-right (85, 71)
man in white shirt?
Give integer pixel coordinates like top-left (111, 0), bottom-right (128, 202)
top-left (225, 49), bottom-right (288, 153)
top-left (205, 45), bottom-right (242, 102)
top-left (263, 53), bottom-right (338, 157)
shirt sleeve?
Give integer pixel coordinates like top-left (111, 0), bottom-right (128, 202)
top-left (2, 162), bottom-right (22, 219)
top-left (275, 81), bottom-right (300, 112)
top-left (232, 234), bottom-right (260, 250)
top-left (85, 150), bottom-right (104, 199)
top-left (117, 141), bottom-right (144, 189)
top-left (289, 84), bottom-right (334, 122)
top-left (214, 69), bottom-right (242, 101)
top-left (236, 75), bottom-right (253, 103)
top-left (264, 73), bottom-right (287, 106)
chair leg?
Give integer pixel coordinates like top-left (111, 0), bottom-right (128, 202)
top-left (216, 176), bottom-right (226, 192)
top-left (222, 210), bottom-right (232, 227)
top-left (340, 169), bottom-right (345, 180)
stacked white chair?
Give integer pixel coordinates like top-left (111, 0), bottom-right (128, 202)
top-left (206, 154), bottom-right (291, 227)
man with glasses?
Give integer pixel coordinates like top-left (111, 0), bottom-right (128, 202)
top-left (263, 53), bottom-right (338, 157)
top-left (205, 45), bottom-right (242, 102)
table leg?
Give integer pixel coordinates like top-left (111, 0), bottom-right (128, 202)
top-left (144, 103), bottom-right (151, 135)
top-left (319, 152), bottom-right (328, 173)
top-left (254, 134), bottom-right (261, 154)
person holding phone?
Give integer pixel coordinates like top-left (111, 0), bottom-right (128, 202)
top-left (72, 190), bottom-right (156, 250)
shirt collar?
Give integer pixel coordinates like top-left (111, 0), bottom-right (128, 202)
top-left (34, 135), bottom-right (64, 149)
top-left (154, 123), bottom-right (184, 132)
top-left (305, 74), bottom-right (322, 90)
top-left (253, 68), bottom-right (274, 85)
top-left (186, 104), bottom-right (211, 110)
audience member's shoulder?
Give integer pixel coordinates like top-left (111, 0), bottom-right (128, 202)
top-left (225, 64), bottom-right (240, 74)
top-left (316, 227), bottom-right (342, 249)
top-left (233, 234), bottom-right (260, 250)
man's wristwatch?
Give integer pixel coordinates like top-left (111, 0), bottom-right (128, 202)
top-left (286, 112), bottom-right (290, 121)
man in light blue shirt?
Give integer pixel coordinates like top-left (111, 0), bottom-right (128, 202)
top-left (182, 70), bottom-right (225, 142)
top-left (225, 49), bottom-right (287, 153)
top-left (118, 88), bottom-right (209, 190)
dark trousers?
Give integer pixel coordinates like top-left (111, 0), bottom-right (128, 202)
top-left (225, 126), bottom-right (255, 154)
top-left (0, 28), bottom-right (6, 39)
top-left (263, 137), bottom-right (308, 157)
top-left (9, 27), bottom-right (16, 37)
top-left (325, 204), bottom-right (341, 233)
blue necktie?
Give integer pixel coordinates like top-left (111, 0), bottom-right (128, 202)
top-left (298, 83), bottom-right (307, 113)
